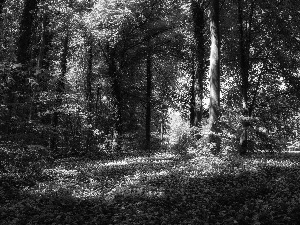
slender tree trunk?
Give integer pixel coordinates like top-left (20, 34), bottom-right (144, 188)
top-left (190, 58), bottom-right (196, 127)
top-left (113, 76), bottom-right (122, 146)
top-left (37, 9), bottom-right (52, 73)
top-left (0, 0), bottom-right (5, 63)
top-left (191, 0), bottom-right (206, 128)
top-left (238, 0), bottom-right (248, 155)
top-left (95, 86), bottom-right (101, 120)
top-left (17, 0), bottom-right (38, 66)
top-left (107, 44), bottom-right (123, 150)
top-left (145, 49), bottom-right (152, 152)
top-left (86, 35), bottom-right (93, 114)
top-left (15, 0), bottom-right (38, 98)
top-left (237, 0), bottom-right (254, 155)
top-left (37, 6), bottom-right (53, 125)
top-left (207, 0), bottom-right (221, 154)
top-left (85, 34), bottom-right (94, 153)
top-left (160, 119), bottom-right (164, 142)
top-left (50, 31), bottom-right (68, 153)
top-left (0, 0), bottom-right (5, 16)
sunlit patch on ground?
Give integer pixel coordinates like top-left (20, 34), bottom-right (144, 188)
top-left (23, 152), bottom-right (300, 203)
top-left (25, 153), bottom-right (180, 200)
top-left (3, 152), bottom-right (300, 224)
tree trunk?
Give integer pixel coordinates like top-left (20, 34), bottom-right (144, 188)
top-left (17, 0), bottom-right (38, 66)
top-left (86, 35), bottom-right (93, 114)
top-left (50, 31), bottom-right (68, 153)
top-left (237, 0), bottom-right (254, 155)
top-left (0, 0), bottom-right (5, 62)
top-left (35, 6), bottom-right (53, 142)
top-left (85, 34), bottom-right (94, 153)
top-left (145, 49), bottom-right (152, 152)
top-left (37, 9), bottom-right (53, 74)
top-left (107, 44), bottom-right (123, 151)
top-left (0, 0), bottom-right (5, 16)
top-left (6, 0), bottom-right (38, 130)
top-left (207, 0), bottom-right (221, 155)
top-left (191, 0), bottom-right (206, 128)
top-left (190, 58), bottom-right (196, 127)
top-left (14, 0), bottom-right (38, 102)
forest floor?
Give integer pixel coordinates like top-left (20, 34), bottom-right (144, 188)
top-left (1, 151), bottom-right (300, 224)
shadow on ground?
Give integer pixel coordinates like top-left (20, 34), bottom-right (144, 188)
top-left (2, 153), bottom-right (300, 224)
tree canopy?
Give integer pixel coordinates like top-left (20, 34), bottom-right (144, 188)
top-left (0, 0), bottom-right (299, 158)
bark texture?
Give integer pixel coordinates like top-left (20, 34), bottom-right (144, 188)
top-left (190, 0), bottom-right (206, 127)
top-left (208, 0), bottom-right (221, 154)
top-left (237, 0), bottom-right (255, 155)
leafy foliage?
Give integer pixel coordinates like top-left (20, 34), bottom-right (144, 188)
top-left (1, 0), bottom-right (300, 223)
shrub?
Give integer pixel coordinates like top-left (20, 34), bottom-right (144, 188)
top-left (0, 144), bottom-right (53, 177)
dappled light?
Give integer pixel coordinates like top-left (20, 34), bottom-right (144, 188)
top-left (1, 0), bottom-right (300, 224)
top-left (2, 153), bottom-right (300, 224)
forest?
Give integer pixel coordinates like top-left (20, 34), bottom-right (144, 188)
top-left (1, 0), bottom-right (300, 224)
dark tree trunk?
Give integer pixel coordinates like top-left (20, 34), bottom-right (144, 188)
top-left (191, 0), bottom-right (206, 128)
top-left (0, 0), bottom-right (5, 15)
top-left (37, 9), bottom-right (53, 73)
top-left (0, 0), bottom-right (5, 62)
top-left (207, 0), bottom-right (221, 154)
top-left (85, 34), bottom-right (94, 153)
top-left (237, 0), bottom-right (254, 155)
top-left (6, 0), bottom-right (38, 129)
top-left (36, 5), bottom-right (53, 142)
top-left (190, 59), bottom-right (196, 127)
top-left (17, 0), bottom-right (38, 65)
top-left (106, 44), bottom-right (123, 150)
top-left (95, 86), bottom-right (101, 121)
top-left (145, 50), bottom-right (152, 152)
top-left (50, 31), bottom-right (68, 153)
top-left (86, 35), bottom-right (93, 114)
top-left (112, 71), bottom-right (122, 143)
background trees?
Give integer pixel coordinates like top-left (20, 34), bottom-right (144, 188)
top-left (0, 0), bottom-right (300, 161)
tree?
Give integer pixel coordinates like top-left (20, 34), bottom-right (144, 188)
top-left (190, 0), bottom-right (207, 128)
top-left (6, 0), bottom-right (39, 132)
top-left (237, 0), bottom-right (255, 155)
top-left (49, 0), bottom-right (72, 153)
top-left (207, 0), bottom-right (221, 154)
top-left (37, 3), bottom-right (53, 73)
top-left (84, 33), bottom-right (94, 152)
top-left (145, 45), bottom-right (152, 152)
top-left (0, 0), bottom-right (5, 16)
top-left (17, 0), bottom-right (39, 66)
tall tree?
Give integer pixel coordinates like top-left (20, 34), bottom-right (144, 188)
top-left (145, 45), bottom-right (152, 152)
top-left (189, 55), bottom-right (197, 127)
top-left (190, 0), bottom-right (206, 128)
top-left (105, 43), bottom-right (123, 150)
top-left (237, 0), bottom-right (255, 155)
top-left (37, 4), bottom-right (53, 72)
top-left (85, 33), bottom-right (94, 152)
top-left (50, 26), bottom-right (69, 153)
top-left (0, 0), bottom-right (5, 16)
top-left (6, 0), bottom-right (39, 130)
top-left (17, 0), bottom-right (39, 66)
top-left (207, 0), bottom-right (221, 154)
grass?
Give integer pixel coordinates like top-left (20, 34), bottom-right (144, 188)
top-left (1, 151), bottom-right (300, 224)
